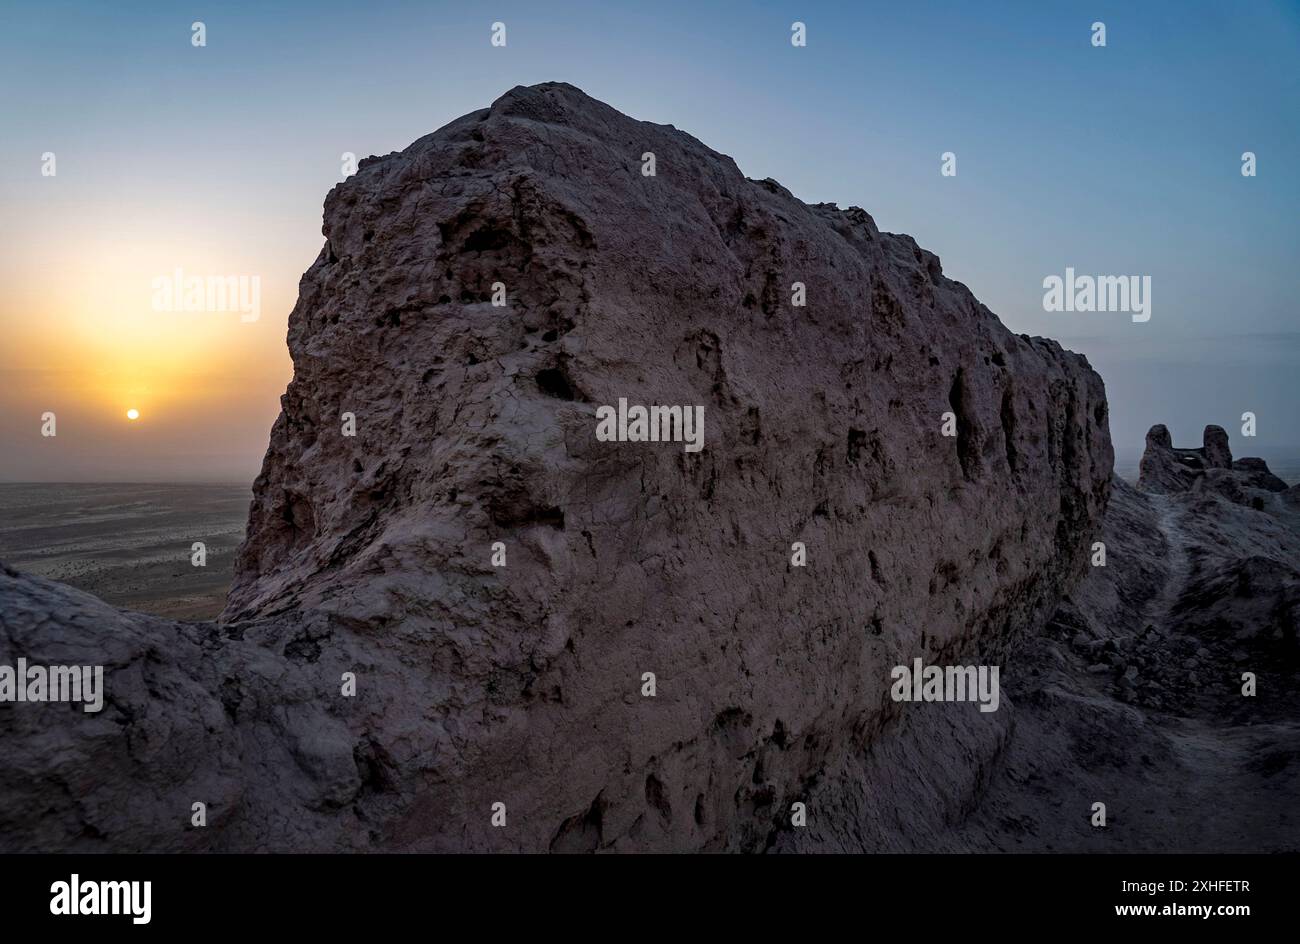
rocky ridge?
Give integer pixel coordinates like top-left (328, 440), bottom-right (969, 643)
top-left (9, 83), bottom-right (1256, 854)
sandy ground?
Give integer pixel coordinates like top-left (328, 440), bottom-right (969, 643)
top-left (0, 483), bottom-right (249, 620)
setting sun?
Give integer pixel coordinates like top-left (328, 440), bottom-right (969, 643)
top-left (126, 408), bottom-right (140, 420)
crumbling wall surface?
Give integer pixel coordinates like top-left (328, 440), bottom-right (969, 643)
top-left (0, 84), bottom-right (1112, 852)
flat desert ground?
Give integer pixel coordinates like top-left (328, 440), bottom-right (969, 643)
top-left (0, 483), bottom-right (248, 620)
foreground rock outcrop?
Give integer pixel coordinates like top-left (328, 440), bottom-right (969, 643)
top-left (1, 83), bottom-right (1115, 852)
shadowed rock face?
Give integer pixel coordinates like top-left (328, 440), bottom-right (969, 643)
top-left (1, 83), bottom-right (1111, 852)
top-left (777, 429), bottom-right (1299, 854)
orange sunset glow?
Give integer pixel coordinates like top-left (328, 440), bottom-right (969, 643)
top-left (0, 208), bottom-right (307, 481)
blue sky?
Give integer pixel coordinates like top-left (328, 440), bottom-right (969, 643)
top-left (1, 0), bottom-right (1297, 479)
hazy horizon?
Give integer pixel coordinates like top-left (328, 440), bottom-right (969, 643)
top-left (3, 0), bottom-right (1297, 482)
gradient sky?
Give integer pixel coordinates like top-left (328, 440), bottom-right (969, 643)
top-left (2, 0), bottom-right (1297, 482)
